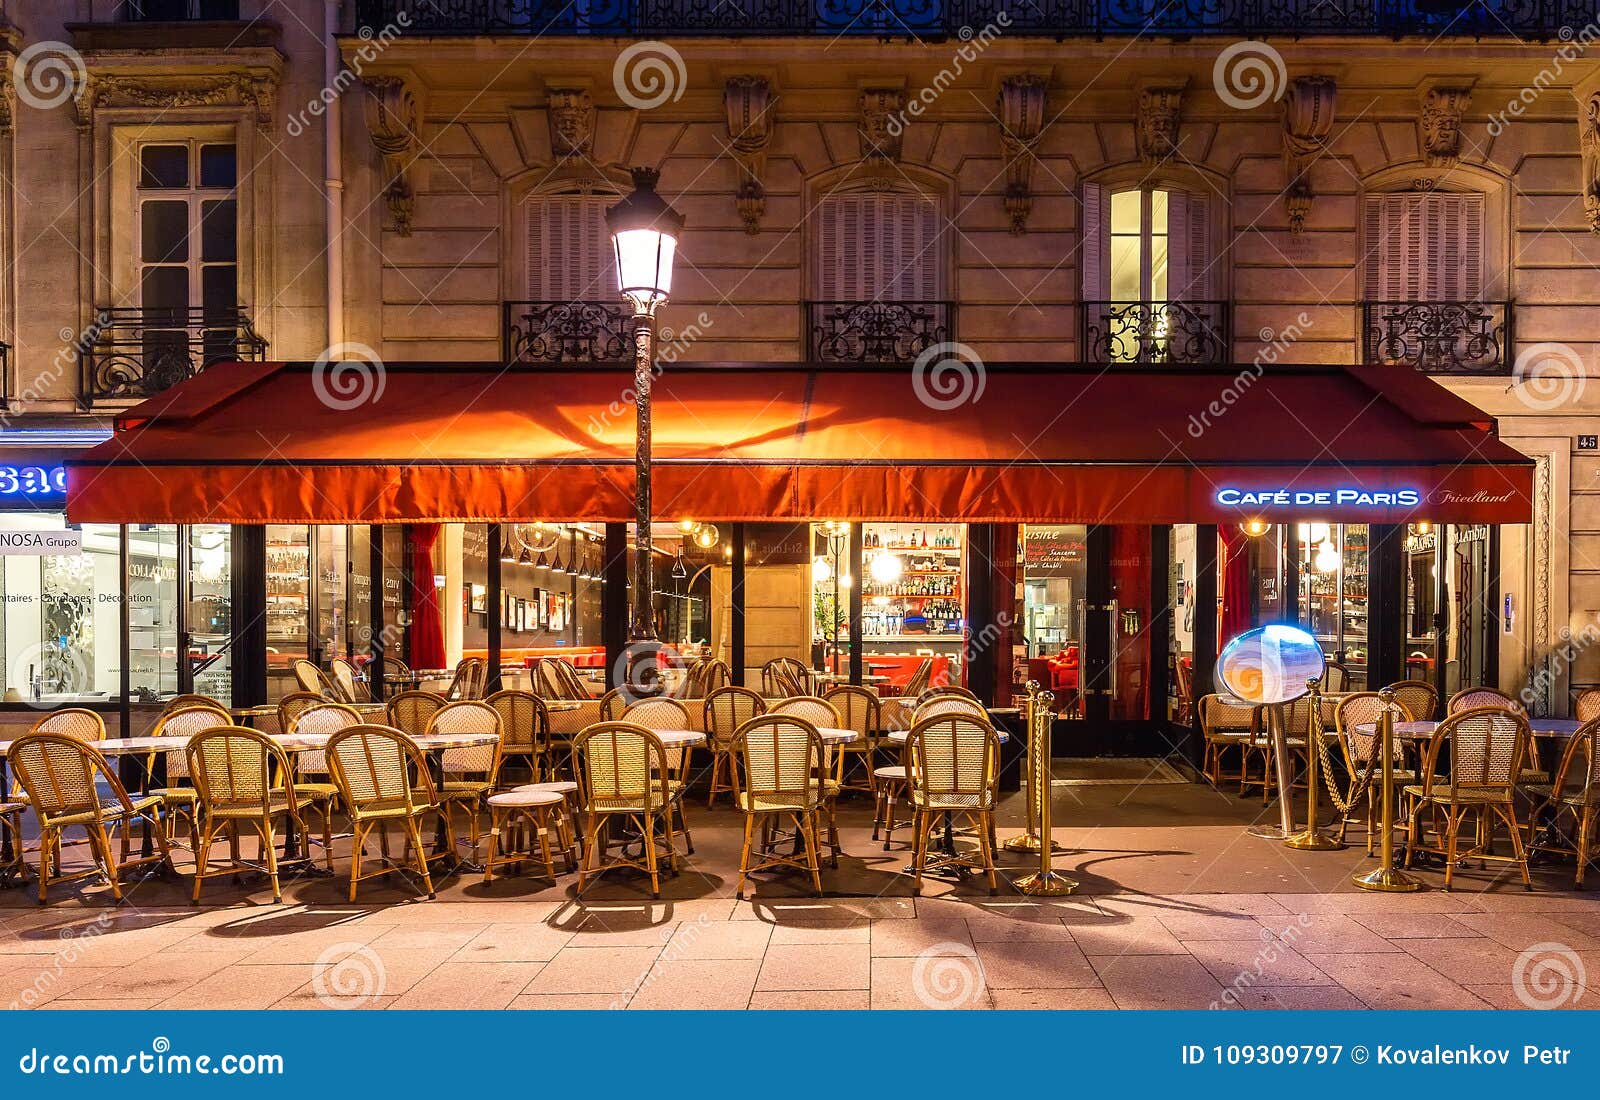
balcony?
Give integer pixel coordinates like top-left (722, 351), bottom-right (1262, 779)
top-left (354, 0), bottom-right (1579, 38)
top-left (79, 307), bottom-right (266, 405)
top-left (1081, 301), bottom-right (1229, 366)
top-left (1362, 300), bottom-right (1510, 374)
top-left (807, 300), bottom-right (954, 364)
top-left (502, 301), bottom-right (633, 365)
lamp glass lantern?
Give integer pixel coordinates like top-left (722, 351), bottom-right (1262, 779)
top-left (606, 168), bottom-right (685, 315)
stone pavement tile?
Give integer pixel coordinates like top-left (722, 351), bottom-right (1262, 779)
top-left (356, 900), bottom-right (562, 925)
top-left (451, 922), bottom-right (575, 962)
top-left (1457, 891), bottom-right (1600, 912)
top-left (270, 988), bottom-right (398, 1009)
top-left (1450, 912), bottom-right (1600, 952)
top-left (869, 955), bottom-right (991, 1009)
top-left (1396, 936), bottom-right (1525, 983)
top-left (1166, 893), bottom-right (1295, 916)
top-left (1065, 904), bottom-right (1189, 955)
top-left (1150, 908), bottom-right (1272, 941)
top-left (627, 958), bottom-right (763, 1010)
top-left (1268, 913), bottom-right (1401, 954)
top-left (767, 918), bottom-right (871, 944)
top-left (235, 927), bottom-right (385, 965)
top-left (157, 964), bottom-right (316, 1009)
top-left (733, 898), bottom-right (914, 921)
top-left (390, 962), bottom-right (546, 1010)
top-left (509, 993), bottom-right (621, 1009)
top-left (973, 939), bottom-right (1099, 989)
top-left (755, 943), bottom-right (871, 991)
top-left (1232, 985), bottom-right (1369, 1010)
top-left (1303, 952), bottom-right (1490, 1010)
top-left (0, 965), bottom-right (119, 1009)
top-left (522, 945), bottom-right (664, 996)
top-left (1090, 954), bottom-right (1234, 1010)
top-left (1185, 938), bottom-right (1335, 986)
top-left (37, 998), bottom-right (161, 1010)
top-left (748, 989), bottom-right (871, 1009)
top-left (990, 987), bottom-right (1118, 1010)
top-left (1347, 912), bottom-right (1482, 939)
top-left (369, 923), bottom-right (486, 954)
top-left (1542, 910), bottom-right (1600, 941)
top-left (870, 917), bottom-right (972, 957)
top-left (1459, 983), bottom-right (1595, 1011)
top-left (1268, 891), bottom-right (1484, 914)
top-left (662, 919), bottom-right (771, 960)
top-left (963, 913), bottom-right (1075, 943)
top-left (57, 950), bottom-right (245, 1003)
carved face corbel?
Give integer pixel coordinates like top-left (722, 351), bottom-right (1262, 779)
top-left (1420, 85), bottom-right (1472, 168)
top-left (1281, 76), bottom-right (1337, 233)
top-left (858, 89), bottom-right (905, 165)
top-left (1136, 83), bottom-right (1185, 167)
top-left (998, 74), bottom-right (1048, 234)
top-left (363, 76), bottom-right (420, 237)
top-left (547, 88), bottom-right (595, 160)
top-left (724, 76), bottom-right (775, 234)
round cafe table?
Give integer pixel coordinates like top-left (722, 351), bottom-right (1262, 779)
top-left (887, 726), bottom-right (1011, 745)
top-left (1353, 718), bottom-right (1582, 741)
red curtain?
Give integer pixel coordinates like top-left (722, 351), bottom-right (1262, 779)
top-left (1218, 526), bottom-right (1253, 647)
top-left (407, 524), bottom-right (447, 671)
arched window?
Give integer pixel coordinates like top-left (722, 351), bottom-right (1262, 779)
top-left (809, 188), bottom-right (948, 362)
top-left (1081, 181), bottom-right (1222, 363)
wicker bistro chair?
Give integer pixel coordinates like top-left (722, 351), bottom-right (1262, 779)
top-left (1576, 688), bottom-right (1600, 724)
top-left (1447, 686), bottom-right (1520, 715)
top-left (1333, 692), bottom-right (1417, 855)
top-left (326, 725), bottom-right (446, 902)
top-left (919, 685), bottom-right (980, 704)
top-left (426, 701), bottom-right (504, 860)
top-left (146, 704), bottom-right (232, 848)
top-left (9, 733), bottom-right (175, 904)
top-left (292, 658), bottom-right (340, 700)
top-left (905, 715), bottom-right (1003, 895)
top-left (285, 703), bottom-right (363, 867)
top-left (371, 655), bottom-right (414, 699)
top-left (913, 696), bottom-right (988, 723)
top-left (188, 726), bottom-right (311, 903)
top-left (825, 686), bottom-right (882, 794)
top-left (386, 690), bottom-right (447, 737)
top-left (330, 658), bottom-right (369, 704)
top-left (1386, 679), bottom-right (1439, 723)
top-left (771, 696), bottom-right (845, 860)
top-left (1525, 717), bottom-right (1600, 886)
top-left (487, 690), bottom-right (550, 781)
top-left (599, 688), bottom-right (629, 723)
top-left (9, 709), bottom-right (109, 807)
top-left (160, 693), bottom-right (224, 717)
top-left (732, 715), bottom-right (830, 897)
top-left (444, 658), bottom-right (487, 701)
top-left (1402, 706), bottom-right (1533, 890)
top-left (573, 722), bottom-right (694, 898)
top-left (1198, 694), bottom-right (1262, 792)
top-left (702, 660), bottom-right (731, 694)
top-left (275, 691), bottom-right (324, 736)
top-left (705, 687), bottom-right (766, 807)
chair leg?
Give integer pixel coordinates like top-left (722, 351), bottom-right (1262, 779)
top-left (483, 810), bottom-right (502, 886)
top-left (89, 823), bottom-right (122, 903)
top-left (1578, 806), bottom-right (1594, 889)
top-left (348, 820), bottom-right (367, 902)
top-left (1443, 807), bottom-right (1461, 891)
top-left (736, 813), bottom-right (755, 899)
top-left (261, 818), bottom-right (282, 903)
top-left (1500, 804), bottom-right (1532, 890)
top-left (911, 809), bottom-right (930, 895)
top-left (644, 813), bottom-right (661, 899)
top-left (535, 808), bottom-right (557, 881)
top-left (192, 818), bottom-right (217, 904)
top-left (976, 810), bottom-right (998, 896)
top-left (402, 816), bottom-right (436, 899)
top-left (802, 811), bottom-right (822, 897)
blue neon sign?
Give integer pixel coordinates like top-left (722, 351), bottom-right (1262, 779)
top-left (0, 465), bottom-right (68, 507)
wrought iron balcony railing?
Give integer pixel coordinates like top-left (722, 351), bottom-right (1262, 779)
top-left (807, 300), bottom-right (954, 363)
top-left (122, 0), bottom-right (241, 19)
top-left (502, 300), bottom-right (632, 364)
top-left (1363, 300), bottom-right (1511, 374)
top-left (354, 0), bottom-right (1580, 38)
top-left (79, 307), bottom-right (267, 404)
top-left (1081, 300), bottom-right (1229, 365)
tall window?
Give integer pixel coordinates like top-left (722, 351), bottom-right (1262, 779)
top-left (137, 140), bottom-right (237, 319)
top-left (522, 192), bottom-right (614, 302)
top-left (812, 191), bottom-right (943, 302)
top-left (1082, 183), bottom-right (1210, 303)
top-left (1363, 192), bottom-right (1484, 303)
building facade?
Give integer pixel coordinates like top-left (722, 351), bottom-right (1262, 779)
top-left (1, 1), bottom-right (1598, 727)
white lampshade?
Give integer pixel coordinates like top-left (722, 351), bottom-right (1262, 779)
top-left (606, 167), bottom-right (685, 313)
top-left (869, 551), bottom-right (903, 585)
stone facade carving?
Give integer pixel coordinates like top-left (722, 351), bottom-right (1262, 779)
top-left (997, 75), bottom-right (1048, 234)
top-left (1136, 83), bottom-right (1185, 166)
top-left (547, 88), bottom-right (595, 159)
top-left (74, 71), bottom-right (277, 132)
top-left (1419, 85), bottom-right (1471, 168)
top-left (363, 75), bottom-right (420, 237)
top-left (1281, 76), bottom-right (1337, 233)
top-left (724, 76), bottom-right (775, 235)
top-left (1581, 89), bottom-right (1600, 234)
top-left (858, 88), bottom-right (904, 164)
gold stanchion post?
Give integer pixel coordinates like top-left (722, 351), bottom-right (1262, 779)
top-left (1353, 688), bottom-right (1422, 892)
top-left (1005, 680), bottom-right (1060, 854)
top-left (1015, 688), bottom-right (1077, 896)
top-left (1283, 677), bottom-right (1343, 851)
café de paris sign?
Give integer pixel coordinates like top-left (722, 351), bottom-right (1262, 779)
top-left (1215, 487), bottom-right (1423, 509)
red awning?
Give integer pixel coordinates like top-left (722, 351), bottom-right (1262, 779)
top-left (66, 361), bottom-right (1533, 526)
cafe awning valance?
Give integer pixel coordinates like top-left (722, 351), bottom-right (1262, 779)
top-left (66, 361), bottom-right (1533, 526)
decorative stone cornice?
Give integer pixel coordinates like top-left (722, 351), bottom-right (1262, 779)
top-left (547, 87), bottom-right (595, 160)
top-left (1136, 81), bottom-right (1185, 167)
top-left (1579, 86), bottom-right (1600, 234)
top-left (74, 69), bottom-right (278, 132)
top-left (723, 75), bottom-right (775, 235)
top-left (1419, 83), bottom-right (1472, 168)
top-left (363, 74), bottom-right (421, 237)
top-left (1281, 76), bottom-right (1337, 233)
top-left (858, 88), bottom-right (904, 165)
top-left (997, 74), bottom-right (1048, 235)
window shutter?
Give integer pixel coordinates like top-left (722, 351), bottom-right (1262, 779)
top-left (1365, 192), bottom-right (1484, 303)
top-left (1166, 191), bottom-right (1212, 301)
top-left (1081, 181), bottom-right (1108, 301)
top-left (524, 193), bottom-right (613, 302)
top-left (815, 191), bottom-right (943, 301)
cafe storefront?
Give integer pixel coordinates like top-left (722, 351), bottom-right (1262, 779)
top-left (61, 360), bottom-right (1534, 756)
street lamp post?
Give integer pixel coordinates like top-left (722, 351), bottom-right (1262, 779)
top-left (606, 167), bottom-right (685, 692)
